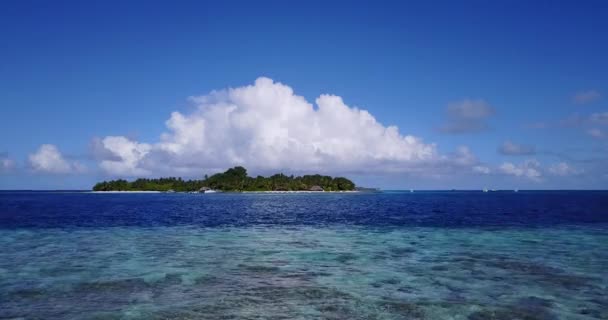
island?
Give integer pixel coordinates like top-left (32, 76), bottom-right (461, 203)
top-left (92, 166), bottom-right (356, 192)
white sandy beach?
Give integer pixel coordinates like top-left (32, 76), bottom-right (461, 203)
top-left (90, 191), bottom-right (162, 193)
top-left (243, 190), bottom-right (360, 194)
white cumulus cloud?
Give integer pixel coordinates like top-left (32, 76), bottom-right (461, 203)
top-left (95, 77), bottom-right (479, 177)
top-left (28, 144), bottom-right (86, 174)
top-left (93, 136), bottom-right (151, 176)
top-left (499, 159), bottom-right (542, 181)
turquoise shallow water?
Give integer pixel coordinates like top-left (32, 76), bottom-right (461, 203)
top-left (1, 225), bottom-right (607, 319)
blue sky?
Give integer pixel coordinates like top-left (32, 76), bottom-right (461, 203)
top-left (1, 0), bottom-right (607, 189)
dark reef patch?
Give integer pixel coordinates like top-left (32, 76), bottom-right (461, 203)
top-left (468, 306), bottom-right (557, 320)
top-left (389, 247), bottom-right (417, 256)
top-left (377, 299), bottom-right (425, 319)
top-left (74, 278), bottom-right (152, 293)
top-left (238, 264), bottom-right (281, 274)
top-left (5, 287), bottom-right (47, 300)
top-left (335, 252), bottom-right (358, 263)
top-left (450, 252), bottom-right (599, 291)
top-left (430, 265), bottom-right (449, 271)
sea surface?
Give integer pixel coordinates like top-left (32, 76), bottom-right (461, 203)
top-left (0, 191), bottom-right (607, 319)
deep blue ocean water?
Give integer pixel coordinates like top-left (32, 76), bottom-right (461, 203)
top-left (0, 191), bottom-right (607, 319)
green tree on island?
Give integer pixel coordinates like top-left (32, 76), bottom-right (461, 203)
top-left (93, 166), bottom-right (356, 192)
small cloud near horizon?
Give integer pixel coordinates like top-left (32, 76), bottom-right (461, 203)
top-left (548, 162), bottom-right (581, 176)
top-left (499, 159), bottom-right (542, 181)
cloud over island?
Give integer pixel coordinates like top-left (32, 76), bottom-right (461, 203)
top-left (93, 77), bottom-right (480, 177)
top-left (11, 77), bottom-right (595, 188)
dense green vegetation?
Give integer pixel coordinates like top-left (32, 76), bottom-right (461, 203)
top-left (92, 166), bottom-right (356, 192)
top-left (92, 177), bottom-right (205, 192)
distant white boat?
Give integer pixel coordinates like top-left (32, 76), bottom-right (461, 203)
top-left (410, 189), bottom-right (414, 193)
top-left (483, 188), bottom-right (488, 193)
top-left (198, 187), bottom-right (218, 193)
